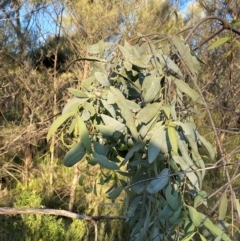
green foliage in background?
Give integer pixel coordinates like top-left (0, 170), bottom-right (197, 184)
top-left (48, 36), bottom-right (232, 240)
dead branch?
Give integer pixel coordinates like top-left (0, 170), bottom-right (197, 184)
top-left (0, 207), bottom-right (126, 221)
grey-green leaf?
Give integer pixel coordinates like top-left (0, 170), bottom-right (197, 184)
top-left (47, 112), bottom-right (75, 141)
top-left (101, 114), bottom-right (125, 132)
top-left (63, 141), bottom-right (86, 167)
top-left (148, 125), bottom-right (167, 163)
top-left (107, 187), bottom-right (123, 199)
top-left (93, 152), bottom-right (119, 170)
top-left (95, 72), bottom-right (110, 86)
top-left (146, 168), bottom-right (169, 194)
top-left (136, 102), bottom-right (162, 124)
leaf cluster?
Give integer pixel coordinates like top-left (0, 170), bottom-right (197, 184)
top-left (47, 36), bottom-right (231, 240)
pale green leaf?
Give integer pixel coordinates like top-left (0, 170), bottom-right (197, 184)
top-left (204, 218), bottom-right (231, 241)
top-left (199, 135), bottom-right (215, 160)
top-left (87, 42), bottom-right (113, 54)
top-left (47, 112), bottom-right (75, 141)
top-left (62, 97), bottom-right (88, 114)
top-left (167, 126), bottom-right (178, 154)
top-left (188, 206), bottom-right (205, 227)
top-left (161, 106), bottom-right (171, 119)
top-left (218, 192), bottom-right (228, 220)
top-left (96, 125), bottom-right (114, 136)
top-left (181, 232), bottom-right (196, 241)
top-left (174, 78), bottom-right (203, 104)
top-left (101, 100), bottom-right (116, 118)
top-left (81, 109), bottom-right (90, 121)
top-left (156, 54), bottom-right (183, 77)
top-left (199, 233), bottom-right (207, 241)
top-left (77, 115), bottom-right (92, 152)
top-left (101, 114), bottom-right (125, 132)
top-left (63, 141), bottom-right (86, 167)
top-left (136, 102), bottom-right (162, 124)
top-left (83, 102), bottom-right (95, 116)
top-left (68, 88), bottom-right (89, 98)
top-left (208, 37), bottom-right (231, 50)
top-left (146, 168), bottom-right (169, 194)
top-left (142, 74), bottom-right (161, 103)
top-left (95, 72), bottom-right (110, 86)
top-left (172, 36), bottom-right (201, 75)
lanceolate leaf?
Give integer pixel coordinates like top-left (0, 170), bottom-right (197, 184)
top-left (47, 112), bottom-right (75, 141)
top-left (167, 126), bottom-right (178, 154)
top-left (148, 125), bottom-right (167, 163)
top-left (142, 74), bottom-right (161, 103)
top-left (166, 184), bottom-right (179, 211)
top-left (77, 115), bottom-right (92, 152)
top-left (95, 72), bottom-right (110, 86)
top-left (62, 97), bottom-right (88, 114)
top-left (68, 88), bottom-right (89, 98)
top-left (218, 192), bottom-right (228, 221)
top-left (93, 152), bottom-right (119, 170)
top-left (110, 86), bottom-right (138, 140)
top-left (208, 37), bottom-right (231, 50)
top-left (146, 168), bottom-right (169, 194)
top-left (107, 187), bottom-right (123, 199)
top-left (173, 78), bottom-right (203, 104)
top-left (101, 114), bottom-right (125, 132)
top-left (63, 141), bottom-right (86, 167)
top-left (199, 135), bottom-right (215, 160)
top-left (136, 102), bottom-right (162, 124)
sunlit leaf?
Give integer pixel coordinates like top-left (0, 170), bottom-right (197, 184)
top-left (199, 135), bottom-right (215, 160)
top-left (146, 168), bottom-right (169, 194)
top-left (156, 54), bottom-right (183, 77)
top-left (62, 97), bottom-right (88, 114)
top-left (87, 41), bottom-right (113, 54)
top-left (68, 88), bottom-right (89, 98)
top-left (218, 192), bottom-right (228, 221)
top-left (96, 125), bottom-right (114, 136)
top-left (208, 37), bottom-right (231, 50)
top-left (204, 218), bottom-right (231, 241)
top-left (136, 102), bottom-right (162, 124)
top-left (181, 232), bottom-right (196, 241)
top-left (174, 78), bottom-right (203, 104)
top-left (77, 115), bottom-right (92, 152)
top-left (199, 234), bottom-right (207, 241)
top-left (101, 114), bottom-right (125, 132)
top-left (167, 126), bottom-right (178, 154)
top-left (148, 125), bottom-right (167, 163)
top-left (188, 206), bottom-right (205, 227)
top-left (63, 141), bottom-right (86, 167)
top-left (95, 72), bottom-right (110, 86)
top-left (142, 74), bottom-right (161, 103)
top-left (47, 112), bottom-right (75, 141)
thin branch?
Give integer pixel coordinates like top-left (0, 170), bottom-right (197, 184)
top-left (0, 207), bottom-right (126, 221)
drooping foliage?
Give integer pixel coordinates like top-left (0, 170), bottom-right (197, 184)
top-left (48, 35), bottom-right (232, 240)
